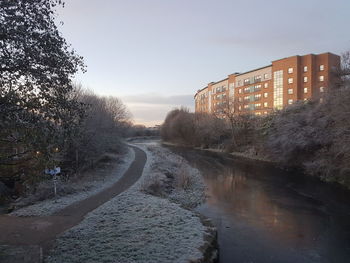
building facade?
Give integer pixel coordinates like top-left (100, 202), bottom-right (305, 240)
top-left (194, 52), bottom-right (340, 116)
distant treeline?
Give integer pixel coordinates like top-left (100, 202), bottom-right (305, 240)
top-left (162, 52), bottom-right (350, 188)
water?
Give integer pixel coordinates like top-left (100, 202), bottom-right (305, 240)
top-left (166, 146), bottom-right (350, 263)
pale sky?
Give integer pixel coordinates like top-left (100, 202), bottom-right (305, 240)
top-left (57, 0), bottom-right (350, 126)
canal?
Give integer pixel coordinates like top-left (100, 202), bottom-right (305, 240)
top-left (166, 145), bottom-right (350, 263)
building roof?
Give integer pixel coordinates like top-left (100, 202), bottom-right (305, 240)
top-left (271, 52), bottom-right (340, 63)
top-left (211, 77), bottom-right (228, 85)
top-left (194, 86), bottom-right (209, 98)
top-left (234, 65), bottom-right (272, 77)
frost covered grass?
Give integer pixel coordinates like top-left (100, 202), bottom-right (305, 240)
top-left (46, 191), bottom-right (207, 263)
top-left (46, 142), bottom-right (216, 263)
top-left (138, 144), bottom-right (205, 209)
top-left (10, 148), bottom-right (135, 217)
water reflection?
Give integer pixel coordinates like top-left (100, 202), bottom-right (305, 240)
top-left (167, 146), bottom-right (350, 263)
top-left (203, 166), bottom-right (328, 248)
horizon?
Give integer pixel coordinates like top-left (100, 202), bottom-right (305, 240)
top-left (56, 0), bottom-right (350, 126)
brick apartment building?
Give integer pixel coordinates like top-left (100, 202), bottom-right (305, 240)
top-left (194, 52), bottom-right (340, 116)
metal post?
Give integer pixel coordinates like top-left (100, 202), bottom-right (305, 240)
top-left (53, 175), bottom-right (57, 197)
top-left (75, 149), bottom-right (79, 174)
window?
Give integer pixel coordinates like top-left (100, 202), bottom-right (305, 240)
top-left (319, 75), bottom-right (324, 81)
top-left (288, 78), bottom-right (293, 84)
top-left (238, 97), bottom-right (242, 102)
top-left (288, 99), bottom-right (293, 105)
top-left (320, 86), bottom-right (325, 93)
top-left (273, 70), bottom-right (283, 109)
top-left (320, 65), bottom-right (324, 71)
top-left (254, 94), bottom-right (261, 99)
top-left (264, 73), bottom-right (269, 79)
top-left (256, 112), bottom-right (261, 116)
top-left (244, 78), bottom-right (250, 85)
top-left (244, 96), bottom-right (249, 100)
top-left (238, 80), bottom-right (242, 86)
top-left (288, 88), bottom-right (293, 94)
top-left (264, 83), bottom-right (268, 88)
top-left (264, 111), bottom-right (268, 114)
top-left (288, 67), bottom-right (293, 74)
top-left (239, 106), bottom-right (242, 111)
top-left (244, 104), bottom-right (249, 109)
top-left (264, 92), bottom-right (268, 98)
top-left (239, 89), bottom-right (242, 94)
top-left (264, 102), bottom-right (268, 107)
top-left (304, 87), bottom-right (308, 93)
top-left (304, 66), bottom-right (308, 72)
top-left (255, 75), bottom-right (262, 82)
top-left (304, 76), bottom-right (308, 83)
top-left (255, 103), bottom-right (261, 107)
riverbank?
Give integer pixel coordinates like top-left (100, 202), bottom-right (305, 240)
top-left (9, 148), bottom-right (134, 217)
top-left (169, 143), bottom-right (350, 263)
top-left (46, 142), bottom-right (217, 263)
top-left (162, 140), bottom-right (350, 191)
top-left (162, 141), bottom-right (275, 164)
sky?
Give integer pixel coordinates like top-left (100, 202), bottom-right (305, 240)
top-left (56, 0), bottom-right (350, 126)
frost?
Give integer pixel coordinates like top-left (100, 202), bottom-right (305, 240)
top-left (10, 148), bottom-right (135, 217)
top-left (46, 142), bottom-right (211, 263)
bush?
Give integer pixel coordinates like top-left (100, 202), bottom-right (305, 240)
top-left (63, 87), bottom-right (131, 171)
top-left (140, 173), bottom-right (166, 196)
top-left (161, 89), bottom-right (350, 187)
top-left (161, 108), bottom-right (228, 148)
top-left (265, 88), bottom-right (350, 187)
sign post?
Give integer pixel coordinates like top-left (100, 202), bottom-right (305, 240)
top-left (45, 167), bottom-right (61, 197)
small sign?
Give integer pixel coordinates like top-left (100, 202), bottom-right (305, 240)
top-left (44, 167), bottom-right (61, 197)
top-left (45, 167), bottom-right (61, 176)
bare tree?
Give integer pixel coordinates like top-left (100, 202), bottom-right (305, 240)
top-left (333, 51), bottom-right (350, 89)
top-left (63, 88), bottom-right (131, 171)
top-left (214, 96), bottom-right (251, 150)
top-left (161, 108), bottom-right (197, 145)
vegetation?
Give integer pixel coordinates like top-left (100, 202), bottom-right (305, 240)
top-left (63, 87), bottom-right (131, 172)
top-left (162, 52), bottom-right (350, 187)
top-left (0, 0), bottom-right (132, 198)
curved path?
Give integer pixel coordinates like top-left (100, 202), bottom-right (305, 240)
top-left (0, 145), bottom-right (146, 262)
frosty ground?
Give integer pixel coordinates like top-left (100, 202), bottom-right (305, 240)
top-left (45, 141), bottom-right (216, 263)
top-left (10, 148), bottom-right (135, 217)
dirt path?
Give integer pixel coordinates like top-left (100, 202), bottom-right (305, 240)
top-left (0, 145), bottom-right (146, 263)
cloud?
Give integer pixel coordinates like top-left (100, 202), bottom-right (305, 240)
top-left (121, 93), bottom-right (194, 126)
top-left (122, 93), bottom-right (194, 106)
